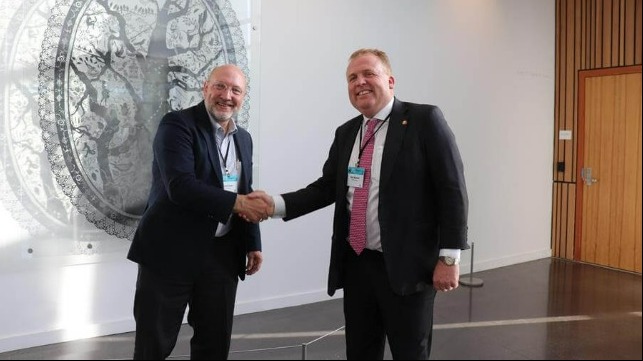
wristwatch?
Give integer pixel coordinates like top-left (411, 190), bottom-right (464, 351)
top-left (439, 256), bottom-right (459, 266)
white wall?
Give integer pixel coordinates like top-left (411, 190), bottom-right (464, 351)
top-left (250, 0), bottom-right (555, 304)
top-left (0, 0), bottom-right (555, 353)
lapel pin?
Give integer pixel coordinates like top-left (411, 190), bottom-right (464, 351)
top-left (402, 120), bottom-right (408, 126)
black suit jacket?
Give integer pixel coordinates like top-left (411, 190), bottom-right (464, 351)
top-left (128, 101), bottom-right (260, 280)
top-left (282, 98), bottom-right (468, 296)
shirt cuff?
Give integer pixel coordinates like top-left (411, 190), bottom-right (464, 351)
top-left (439, 248), bottom-right (461, 261)
top-left (271, 195), bottom-right (286, 218)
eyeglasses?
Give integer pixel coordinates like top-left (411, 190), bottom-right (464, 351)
top-left (209, 81), bottom-right (244, 96)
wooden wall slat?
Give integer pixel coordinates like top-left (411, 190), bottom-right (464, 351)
top-left (566, 184), bottom-right (576, 258)
top-left (626, 0), bottom-right (637, 64)
top-left (585, 0), bottom-right (590, 68)
top-left (635, 140), bottom-right (642, 272)
top-left (552, 182), bottom-right (577, 259)
top-left (555, 1), bottom-right (560, 179)
top-left (602, 0), bottom-right (614, 67)
top-left (620, 0), bottom-right (626, 65)
top-left (566, 0), bottom-right (576, 181)
top-left (573, 0), bottom-right (582, 179)
top-left (552, 184), bottom-right (561, 256)
top-left (636, 0), bottom-right (642, 63)
top-left (552, 0), bottom-right (642, 260)
top-left (592, 0), bottom-right (597, 68)
top-left (613, 0), bottom-right (621, 65)
top-left (561, 184), bottom-right (569, 257)
top-left (597, 0), bottom-right (604, 67)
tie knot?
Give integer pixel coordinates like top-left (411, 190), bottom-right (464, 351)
top-left (366, 118), bottom-right (380, 131)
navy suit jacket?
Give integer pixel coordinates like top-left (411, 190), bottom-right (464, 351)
top-left (282, 98), bottom-right (468, 296)
top-left (128, 101), bottom-right (260, 280)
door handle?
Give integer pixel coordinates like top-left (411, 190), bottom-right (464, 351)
top-left (581, 167), bottom-right (599, 186)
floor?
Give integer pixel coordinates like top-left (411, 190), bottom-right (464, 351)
top-left (0, 258), bottom-right (640, 360)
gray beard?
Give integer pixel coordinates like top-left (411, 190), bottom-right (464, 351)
top-left (207, 107), bottom-right (237, 123)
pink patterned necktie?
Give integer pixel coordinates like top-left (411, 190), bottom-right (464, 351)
top-left (349, 118), bottom-right (380, 255)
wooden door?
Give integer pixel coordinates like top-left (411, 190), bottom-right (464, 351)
top-left (576, 66), bottom-right (642, 273)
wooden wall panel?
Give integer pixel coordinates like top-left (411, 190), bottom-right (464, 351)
top-left (551, 182), bottom-right (576, 259)
top-left (602, 0), bottom-right (612, 67)
top-left (552, 0), bottom-right (642, 259)
top-left (636, 0), bottom-right (642, 63)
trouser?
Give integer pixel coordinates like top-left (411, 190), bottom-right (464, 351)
top-left (133, 237), bottom-right (239, 360)
top-left (343, 249), bottom-right (437, 360)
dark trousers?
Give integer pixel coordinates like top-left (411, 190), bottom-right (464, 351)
top-left (343, 249), bottom-right (437, 360)
top-left (133, 237), bottom-right (239, 360)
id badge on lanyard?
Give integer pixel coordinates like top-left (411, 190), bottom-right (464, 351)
top-left (223, 174), bottom-right (239, 193)
top-left (347, 166), bottom-right (365, 188)
top-left (223, 161), bottom-right (240, 193)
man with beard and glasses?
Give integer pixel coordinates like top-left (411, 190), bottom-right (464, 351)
top-left (128, 64), bottom-right (272, 359)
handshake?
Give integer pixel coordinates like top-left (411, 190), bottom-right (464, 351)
top-left (233, 190), bottom-right (275, 223)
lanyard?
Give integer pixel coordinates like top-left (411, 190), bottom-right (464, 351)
top-left (217, 134), bottom-right (233, 175)
top-left (357, 113), bottom-right (390, 166)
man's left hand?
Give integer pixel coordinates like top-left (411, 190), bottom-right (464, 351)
top-left (432, 262), bottom-right (459, 292)
top-left (246, 251), bottom-right (263, 275)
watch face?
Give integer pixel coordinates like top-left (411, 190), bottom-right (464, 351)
top-left (440, 256), bottom-right (457, 265)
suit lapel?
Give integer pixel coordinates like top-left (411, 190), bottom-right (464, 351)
top-left (195, 102), bottom-right (223, 185)
top-left (233, 131), bottom-right (251, 192)
top-left (331, 118), bottom-right (360, 218)
top-left (380, 99), bottom-right (407, 190)
top-left (339, 116), bottom-right (363, 179)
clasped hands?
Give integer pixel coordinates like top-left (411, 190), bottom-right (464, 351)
top-left (233, 190), bottom-right (274, 223)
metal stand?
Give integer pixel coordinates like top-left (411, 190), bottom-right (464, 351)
top-left (459, 242), bottom-right (484, 287)
top-left (300, 325), bottom-right (344, 359)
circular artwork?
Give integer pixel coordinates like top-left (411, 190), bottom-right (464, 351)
top-left (38, 0), bottom-right (249, 239)
top-left (0, 0), bottom-right (84, 237)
